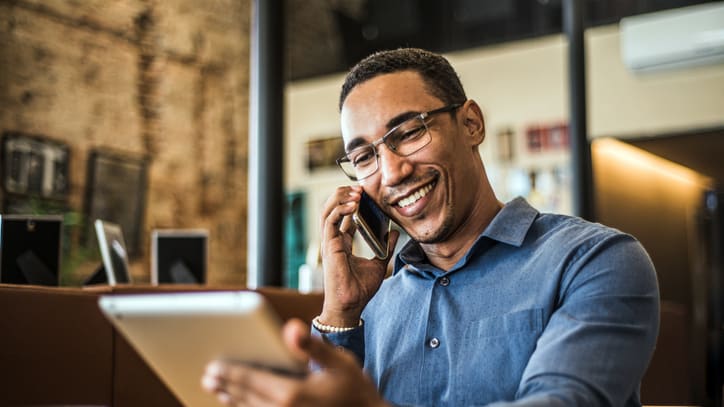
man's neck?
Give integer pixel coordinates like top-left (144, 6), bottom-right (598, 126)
top-left (420, 195), bottom-right (503, 271)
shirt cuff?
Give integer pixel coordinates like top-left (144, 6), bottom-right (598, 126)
top-left (310, 323), bottom-right (366, 367)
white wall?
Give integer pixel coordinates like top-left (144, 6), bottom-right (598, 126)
top-left (446, 34), bottom-right (569, 168)
top-left (285, 22), bottom-right (724, 249)
top-left (588, 25), bottom-right (724, 138)
top-left (285, 74), bottom-right (347, 254)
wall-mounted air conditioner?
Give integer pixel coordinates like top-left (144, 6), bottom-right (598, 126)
top-left (620, 2), bottom-right (724, 73)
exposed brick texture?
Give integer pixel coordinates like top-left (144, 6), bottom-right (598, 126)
top-left (0, 0), bottom-right (251, 285)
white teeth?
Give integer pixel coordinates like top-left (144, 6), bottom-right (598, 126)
top-left (397, 183), bottom-right (433, 208)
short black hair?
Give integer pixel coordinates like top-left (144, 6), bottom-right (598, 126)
top-left (339, 48), bottom-right (467, 111)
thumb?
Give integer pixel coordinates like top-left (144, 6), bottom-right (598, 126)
top-left (282, 319), bottom-right (353, 370)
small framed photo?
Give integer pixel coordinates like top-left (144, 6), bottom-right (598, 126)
top-left (496, 127), bottom-right (515, 162)
top-left (94, 219), bottom-right (132, 285)
top-left (1, 132), bottom-right (69, 201)
top-left (151, 229), bottom-right (208, 285)
top-left (526, 125), bottom-right (544, 153)
top-left (0, 214), bottom-right (63, 286)
top-left (305, 136), bottom-right (345, 172)
top-left (525, 122), bottom-right (569, 153)
top-left (84, 149), bottom-right (148, 257)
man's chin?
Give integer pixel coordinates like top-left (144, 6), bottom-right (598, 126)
top-left (407, 223), bottom-right (451, 245)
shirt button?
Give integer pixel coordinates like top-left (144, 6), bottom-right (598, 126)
top-left (439, 277), bottom-right (450, 287)
top-left (429, 337), bottom-right (440, 348)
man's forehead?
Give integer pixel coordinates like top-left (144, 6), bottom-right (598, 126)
top-left (341, 74), bottom-right (436, 122)
top-left (342, 71), bottom-right (427, 104)
top-left (338, 71), bottom-right (441, 147)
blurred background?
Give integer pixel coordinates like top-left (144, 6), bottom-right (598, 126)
top-left (0, 1), bottom-right (723, 403)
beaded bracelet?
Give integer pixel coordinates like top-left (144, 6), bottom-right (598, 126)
top-left (312, 316), bottom-right (363, 333)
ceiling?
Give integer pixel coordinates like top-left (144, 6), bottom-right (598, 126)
top-left (284, 0), bottom-right (716, 81)
top-left (283, 1), bottom-right (724, 189)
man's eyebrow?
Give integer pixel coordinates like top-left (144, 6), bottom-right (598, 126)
top-left (344, 110), bottom-right (423, 152)
top-left (345, 137), bottom-right (368, 152)
top-left (386, 110), bottom-right (422, 130)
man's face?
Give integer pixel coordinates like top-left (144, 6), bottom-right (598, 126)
top-left (340, 71), bottom-right (483, 244)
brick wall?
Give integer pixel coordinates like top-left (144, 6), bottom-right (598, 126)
top-left (0, 0), bottom-right (251, 285)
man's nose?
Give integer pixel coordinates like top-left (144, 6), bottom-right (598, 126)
top-left (377, 146), bottom-right (412, 186)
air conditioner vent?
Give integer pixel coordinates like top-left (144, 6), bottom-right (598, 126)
top-left (621, 3), bottom-right (724, 73)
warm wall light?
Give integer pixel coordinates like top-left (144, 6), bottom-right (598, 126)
top-left (592, 137), bottom-right (712, 189)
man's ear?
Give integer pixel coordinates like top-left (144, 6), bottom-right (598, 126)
top-left (460, 100), bottom-right (485, 147)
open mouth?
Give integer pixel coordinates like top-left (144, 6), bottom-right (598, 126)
top-left (396, 180), bottom-right (436, 208)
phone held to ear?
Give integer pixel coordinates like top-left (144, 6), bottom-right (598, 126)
top-left (353, 192), bottom-right (392, 259)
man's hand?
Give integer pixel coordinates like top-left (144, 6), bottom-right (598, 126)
top-left (201, 319), bottom-right (388, 407)
top-left (319, 186), bottom-right (399, 327)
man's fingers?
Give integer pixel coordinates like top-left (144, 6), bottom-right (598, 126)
top-left (203, 360), bottom-right (302, 405)
top-left (282, 319), bottom-right (315, 361)
top-left (283, 319), bottom-right (356, 369)
top-left (338, 213), bottom-right (357, 237)
top-left (320, 186), bottom-right (361, 234)
top-left (237, 388), bottom-right (280, 407)
top-left (282, 319), bottom-right (358, 370)
top-left (323, 203), bottom-right (356, 236)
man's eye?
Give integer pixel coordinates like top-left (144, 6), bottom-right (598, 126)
top-left (392, 126), bottom-right (425, 144)
top-left (351, 150), bottom-right (374, 166)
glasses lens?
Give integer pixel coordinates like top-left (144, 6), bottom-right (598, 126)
top-left (386, 117), bottom-right (431, 156)
top-left (340, 145), bottom-right (377, 180)
top-left (336, 108), bottom-right (448, 180)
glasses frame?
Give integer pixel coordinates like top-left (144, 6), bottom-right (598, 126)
top-left (336, 103), bottom-right (462, 181)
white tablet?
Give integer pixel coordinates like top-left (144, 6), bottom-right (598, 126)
top-left (98, 291), bottom-right (306, 406)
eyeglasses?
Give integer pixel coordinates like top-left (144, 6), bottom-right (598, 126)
top-left (336, 103), bottom-right (462, 181)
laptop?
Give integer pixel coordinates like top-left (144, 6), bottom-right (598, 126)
top-left (98, 291), bottom-right (306, 406)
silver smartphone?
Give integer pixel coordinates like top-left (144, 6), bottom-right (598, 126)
top-left (352, 192), bottom-right (392, 259)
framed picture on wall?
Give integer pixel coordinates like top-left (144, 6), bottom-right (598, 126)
top-left (496, 127), bottom-right (515, 162)
top-left (83, 149), bottom-right (148, 257)
top-left (305, 136), bottom-right (345, 173)
top-left (1, 132), bottom-right (70, 202)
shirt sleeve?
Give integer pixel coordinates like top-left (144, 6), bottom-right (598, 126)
top-left (488, 233), bottom-right (660, 406)
top-left (311, 323), bottom-right (366, 366)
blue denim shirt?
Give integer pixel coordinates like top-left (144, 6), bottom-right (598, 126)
top-left (319, 198), bottom-right (660, 406)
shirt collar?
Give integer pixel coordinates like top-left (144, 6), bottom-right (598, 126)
top-left (481, 197), bottom-right (539, 247)
top-left (395, 197), bottom-right (539, 274)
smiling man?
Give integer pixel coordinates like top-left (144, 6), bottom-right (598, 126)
top-left (202, 48), bottom-right (660, 407)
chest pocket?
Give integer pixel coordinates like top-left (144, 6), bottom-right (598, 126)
top-left (464, 308), bottom-right (543, 339)
top-left (456, 308), bottom-right (544, 405)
